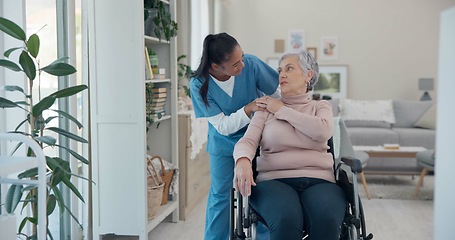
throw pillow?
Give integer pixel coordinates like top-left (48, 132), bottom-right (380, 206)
top-left (340, 99), bottom-right (396, 124)
top-left (414, 104), bottom-right (436, 129)
top-left (393, 100), bottom-right (432, 128)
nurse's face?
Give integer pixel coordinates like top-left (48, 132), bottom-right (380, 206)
top-left (216, 45), bottom-right (245, 76)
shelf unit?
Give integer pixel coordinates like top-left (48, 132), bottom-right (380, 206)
top-left (88, 0), bottom-right (178, 239)
top-left (144, 0), bottom-right (179, 235)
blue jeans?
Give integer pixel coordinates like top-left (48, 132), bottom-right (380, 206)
top-left (250, 177), bottom-right (346, 240)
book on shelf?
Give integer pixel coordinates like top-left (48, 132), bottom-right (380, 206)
top-left (148, 101), bottom-right (165, 108)
top-left (148, 105), bottom-right (165, 112)
top-left (152, 87), bottom-right (167, 93)
top-left (151, 97), bottom-right (166, 103)
top-left (144, 48), bottom-right (154, 80)
top-left (153, 92), bottom-right (167, 98)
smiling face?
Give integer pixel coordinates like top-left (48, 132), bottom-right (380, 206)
top-left (211, 45), bottom-right (245, 79)
top-left (278, 55), bottom-right (313, 96)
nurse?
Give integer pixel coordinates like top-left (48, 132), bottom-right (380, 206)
top-left (190, 32), bottom-right (280, 240)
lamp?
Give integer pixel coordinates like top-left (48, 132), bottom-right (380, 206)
top-left (418, 78), bottom-right (433, 101)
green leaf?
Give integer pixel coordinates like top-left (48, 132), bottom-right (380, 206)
top-left (47, 156), bottom-right (92, 182)
top-left (4, 47), bottom-right (22, 57)
top-left (5, 184), bottom-right (23, 213)
top-left (0, 97), bottom-right (28, 112)
top-left (15, 118), bottom-right (30, 132)
top-left (177, 55), bottom-right (186, 61)
top-left (51, 109), bottom-right (83, 129)
top-left (46, 127), bottom-right (88, 143)
top-left (46, 156), bottom-right (58, 170)
top-left (51, 185), bottom-right (64, 214)
top-left (62, 177), bottom-right (85, 203)
top-left (47, 194), bottom-right (57, 215)
top-left (47, 57), bottom-right (69, 66)
top-left (51, 85), bottom-right (88, 98)
top-left (18, 167), bottom-right (38, 179)
top-left (3, 85), bottom-right (26, 94)
top-left (19, 50), bottom-right (36, 80)
top-left (0, 59), bottom-right (22, 71)
top-left (28, 217), bottom-right (38, 224)
top-left (0, 17), bottom-right (26, 41)
top-left (18, 217), bottom-right (28, 234)
top-left (55, 144), bottom-right (89, 164)
top-left (50, 166), bottom-right (66, 187)
top-left (36, 135), bottom-right (57, 146)
top-left (41, 62), bottom-right (76, 76)
top-left (32, 95), bottom-right (56, 117)
top-left (27, 34), bottom-right (40, 58)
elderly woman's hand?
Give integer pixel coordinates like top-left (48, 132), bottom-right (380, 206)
top-left (234, 157), bottom-right (256, 196)
top-left (255, 96), bottom-right (284, 114)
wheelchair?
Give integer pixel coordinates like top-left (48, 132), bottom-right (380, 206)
top-left (229, 138), bottom-right (374, 240)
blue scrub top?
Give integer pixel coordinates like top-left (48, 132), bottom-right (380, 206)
top-left (190, 54), bottom-right (279, 156)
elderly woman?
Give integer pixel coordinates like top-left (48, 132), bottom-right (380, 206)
top-left (233, 50), bottom-right (346, 240)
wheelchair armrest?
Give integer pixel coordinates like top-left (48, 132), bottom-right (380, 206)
top-left (340, 156), bottom-right (363, 174)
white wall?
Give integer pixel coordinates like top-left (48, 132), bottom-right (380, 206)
top-left (434, 5), bottom-right (455, 239)
top-left (215, 0), bottom-right (455, 100)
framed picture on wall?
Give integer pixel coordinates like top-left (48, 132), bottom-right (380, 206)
top-left (320, 36), bottom-right (338, 61)
top-left (313, 65), bottom-right (347, 99)
top-left (306, 47), bottom-right (317, 60)
top-left (288, 29), bottom-right (305, 51)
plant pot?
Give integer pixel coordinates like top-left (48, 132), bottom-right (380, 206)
top-left (144, 9), bottom-right (157, 36)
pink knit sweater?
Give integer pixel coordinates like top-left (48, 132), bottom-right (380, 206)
top-left (233, 92), bottom-right (335, 183)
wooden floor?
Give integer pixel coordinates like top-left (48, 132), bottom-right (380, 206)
top-left (149, 194), bottom-right (434, 240)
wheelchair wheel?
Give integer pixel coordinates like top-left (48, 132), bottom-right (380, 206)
top-left (349, 224), bottom-right (358, 240)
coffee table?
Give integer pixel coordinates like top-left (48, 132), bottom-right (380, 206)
top-left (353, 145), bottom-right (427, 175)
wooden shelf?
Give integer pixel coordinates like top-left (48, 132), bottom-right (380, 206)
top-left (147, 200), bottom-right (178, 232)
top-left (146, 78), bottom-right (171, 84)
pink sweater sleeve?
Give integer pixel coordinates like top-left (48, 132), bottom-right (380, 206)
top-left (233, 111), bottom-right (268, 163)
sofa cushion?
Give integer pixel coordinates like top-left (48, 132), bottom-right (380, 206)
top-left (339, 99), bottom-right (395, 128)
top-left (393, 100), bottom-right (432, 128)
top-left (393, 127), bottom-right (436, 149)
top-left (344, 120), bottom-right (392, 128)
top-left (414, 104), bottom-right (436, 129)
top-left (347, 127), bottom-right (399, 146)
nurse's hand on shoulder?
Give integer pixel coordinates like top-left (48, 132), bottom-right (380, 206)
top-left (244, 99), bottom-right (268, 117)
top-left (256, 96), bottom-right (284, 114)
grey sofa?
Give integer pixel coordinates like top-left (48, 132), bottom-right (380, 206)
top-left (328, 99), bottom-right (435, 174)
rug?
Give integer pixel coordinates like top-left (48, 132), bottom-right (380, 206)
top-left (357, 174), bottom-right (434, 201)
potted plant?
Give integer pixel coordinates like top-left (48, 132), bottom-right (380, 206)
top-left (0, 17), bottom-right (88, 239)
top-left (177, 55), bottom-right (192, 98)
top-left (147, 47), bottom-right (159, 75)
top-left (144, 0), bottom-right (178, 41)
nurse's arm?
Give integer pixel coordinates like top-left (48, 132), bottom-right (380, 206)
top-left (207, 108), bottom-right (250, 136)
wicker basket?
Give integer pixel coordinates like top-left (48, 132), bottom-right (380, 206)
top-left (147, 160), bottom-right (164, 220)
top-left (148, 155), bottom-right (175, 205)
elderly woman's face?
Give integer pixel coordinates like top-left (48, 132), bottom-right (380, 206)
top-left (278, 55), bottom-right (311, 96)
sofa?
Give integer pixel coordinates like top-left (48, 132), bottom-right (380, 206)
top-left (328, 99), bottom-right (436, 174)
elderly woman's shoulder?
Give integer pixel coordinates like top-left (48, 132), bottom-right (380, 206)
top-left (316, 99), bottom-right (333, 109)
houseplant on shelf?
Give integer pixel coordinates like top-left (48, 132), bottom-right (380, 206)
top-left (177, 55), bottom-right (192, 98)
top-left (144, 0), bottom-right (178, 41)
top-left (0, 17), bottom-right (88, 239)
